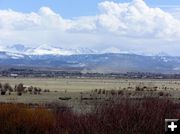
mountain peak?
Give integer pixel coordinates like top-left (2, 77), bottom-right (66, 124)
top-left (1, 44), bottom-right (172, 57)
top-left (8, 44), bottom-right (29, 52)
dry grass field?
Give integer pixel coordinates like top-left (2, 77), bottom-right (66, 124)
top-left (0, 77), bottom-right (180, 134)
top-left (0, 77), bottom-right (179, 112)
top-left (1, 77), bottom-right (180, 92)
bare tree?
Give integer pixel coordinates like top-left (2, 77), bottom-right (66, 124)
top-left (37, 88), bottom-right (42, 94)
top-left (4, 83), bottom-right (13, 95)
top-left (33, 87), bottom-right (41, 95)
top-left (0, 83), bottom-right (6, 95)
top-left (0, 83), bottom-right (13, 95)
top-left (15, 83), bottom-right (26, 96)
top-left (28, 86), bottom-right (33, 94)
top-left (0, 83), bottom-right (2, 90)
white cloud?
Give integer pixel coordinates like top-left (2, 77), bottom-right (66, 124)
top-left (163, 6), bottom-right (180, 19)
top-left (0, 0), bottom-right (180, 55)
top-left (0, 7), bottom-right (72, 31)
top-left (98, 0), bottom-right (180, 38)
top-left (69, 16), bottom-right (97, 32)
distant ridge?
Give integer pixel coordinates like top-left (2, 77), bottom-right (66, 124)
top-left (0, 46), bottom-right (180, 73)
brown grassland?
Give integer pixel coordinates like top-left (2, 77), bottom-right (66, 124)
top-left (0, 78), bottom-right (179, 134)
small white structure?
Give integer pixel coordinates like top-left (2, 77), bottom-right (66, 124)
top-left (10, 74), bottom-right (18, 78)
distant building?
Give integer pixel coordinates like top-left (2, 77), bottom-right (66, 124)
top-left (10, 74), bottom-right (18, 78)
top-left (41, 74), bottom-right (47, 77)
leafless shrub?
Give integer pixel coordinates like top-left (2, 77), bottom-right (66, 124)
top-left (0, 83), bottom-right (13, 95)
top-left (135, 86), bottom-right (144, 91)
top-left (102, 89), bottom-right (106, 94)
top-left (98, 89), bottom-right (102, 94)
top-left (59, 97), bottom-right (72, 100)
top-left (158, 91), bottom-right (164, 97)
top-left (28, 86), bottom-right (33, 94)
top-left (110, 90), bottom-right (116, 96)
top-left (15, 83), bottom-right (26, 96)
top-left (44, 89), bottom-right (50, 92)
top-left (33, 87), bottom-right (39, 95)
top-left (118, 90), bottom-right (124, 95)
top-left (0, 103), bottom-right (54, 134)
top-left (53, 98), bottom-right (180, 134)
top-left (4, 83), bottom-right (13, 92)
top-left (37, 88), bottom-right (42, 94)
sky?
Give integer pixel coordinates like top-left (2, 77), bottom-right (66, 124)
top-left (0, 0), bottom-right (180, 18)
top-left (0, 0), bottom-right (180, 55)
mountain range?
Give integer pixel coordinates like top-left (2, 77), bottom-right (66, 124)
top-left (0, 44), bottom-right (180, 73)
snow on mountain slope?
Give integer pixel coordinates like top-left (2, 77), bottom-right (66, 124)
top-left (0, 44), bottom-right (177, 61)
top-left (102, 47), bottom-right (130, 54)
top-left (26, 45), bottom-right (74, 55)
top-left (7, 44), bottom-right (29, 53)
top-left (5, 44), bottom-right (132, 56)
top-left (6, 52), bottom-right (25, 59)
top-left (0, 52), bottom-right (8, 59)
top-left (0, 51), bottom-right (25, 59)
top-left (1, 45), bottom-right (180, 73)
top-left (3, 44), bottom-right (162, 56)
top-left (6, 44), bottom-right (98, 56)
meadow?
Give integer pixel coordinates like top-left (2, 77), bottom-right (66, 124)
top-left (0, 77), bottom-right (179, 103)
top-left (0, 77), bottom-right (180, 134)
top-left (0, 77), bottom-right (180, 107)
top-left (1, 77), bottom-right (180, 92)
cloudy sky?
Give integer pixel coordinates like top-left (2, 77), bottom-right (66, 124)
top-left (0, 0), bottom-right (180, 55)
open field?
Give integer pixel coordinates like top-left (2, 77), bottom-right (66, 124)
top-left (0, 77), bottom-right (180, 112)
top-left (0, 77), bottom-right (180, 133)
top-left (1, 77), bottom-right (180, 92)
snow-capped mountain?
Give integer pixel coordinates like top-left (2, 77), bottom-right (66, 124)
top-left (102, 47), bottom-right (130, 54)
top-left (5, 44), bottom-right (136, 56)
top-left (1, 44), bottom-right (180, 73)
top-left (27, 45), bottom-right (73, 55)
top-left (5, 44), bottom-right (98, 56)
top-left (7, 44), bottom-right (29, 53)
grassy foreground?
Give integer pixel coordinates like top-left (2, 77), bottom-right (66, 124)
top-left (0, 98), bottom-right (179, 134)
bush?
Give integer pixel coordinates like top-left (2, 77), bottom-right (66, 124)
top-left (3, 83), bottom-right (13, 92)
top-left (0, 99), bottom-right (179, 134)
top-left (15, 83), bottom-right (26, 96)
top-left (44, 89), bottom-right (50, 92)
top-left (59, 97), bottom-right (72, 100)
top-left (98, 89), bottom-right (102, 94)
top-left (28, 86), bottom-right (33, 94)
top-left (135, 86), bottom-right (144, 91)
top-left (0, 83), bottom-right (13, 95)
top-left (110, 90), bottom-right (116, 95)
top-left (0, 104), bottom-right (54, 134)
top-left (1, 91), bottom-right (6, 95)
top-left (118, 90), bottom-right (123, 95)
top-left (0, 83), bottom-right (2, 89)
top-left (53, 98), bottom-right (180, 134)
top-left (158, 91), bottom-right (164, 96)
top-left (102, 89), bottom-right (106, 94)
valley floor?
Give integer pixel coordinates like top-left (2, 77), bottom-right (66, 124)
top-left (0, 77), bottom-right (180, 113)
